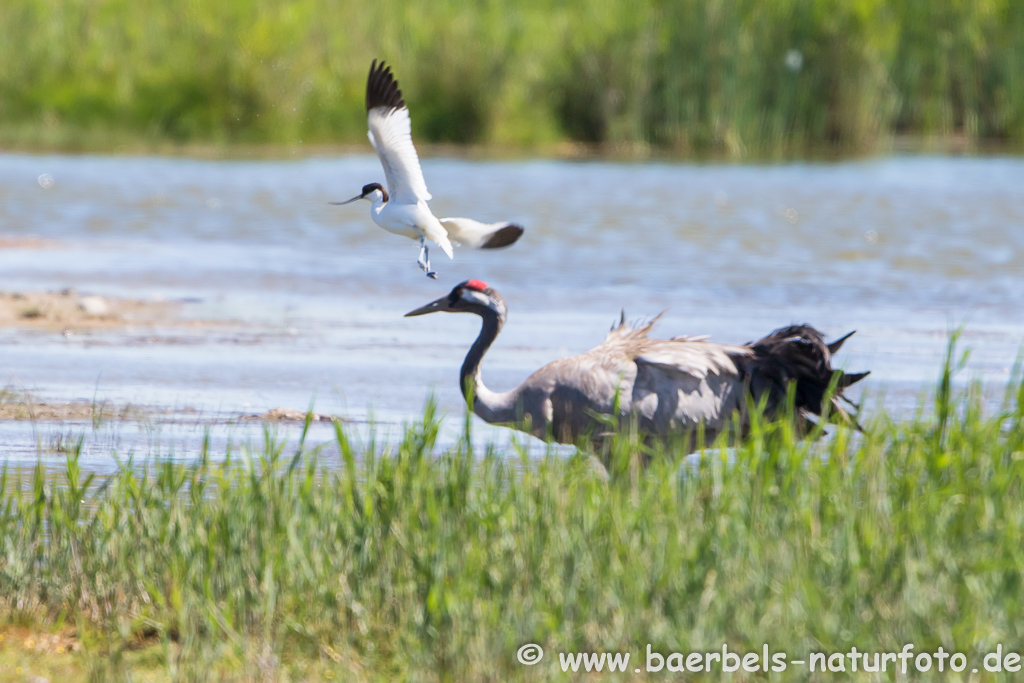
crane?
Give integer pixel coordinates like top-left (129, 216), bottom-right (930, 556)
top-left (405, 279), bottom-right (869, 448)
top-left (333, 61), bottom-right (524, 278)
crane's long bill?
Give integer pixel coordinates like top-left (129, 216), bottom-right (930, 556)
top-left (404, 296), bottom-right (450, 317)
top-left (330, 194), bottom-right (363, 205)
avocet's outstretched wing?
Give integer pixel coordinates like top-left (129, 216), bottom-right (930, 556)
top-left (365, 60), bottom-right (432, 205)
top-left (421, 215), bottom-right (455, 259)
top-left (438, 218), bottom-right (525, 249)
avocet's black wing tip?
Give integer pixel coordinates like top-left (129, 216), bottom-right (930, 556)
top-left (366, 59), bottom-right (405, 113)
top-left (479, 223), bottom-right (525, 249)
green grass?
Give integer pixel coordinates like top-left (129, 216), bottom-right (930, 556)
top-left (1, 0), bottom-right (1023, 158)
top-left (0, 342), bottom-right (1023, 681)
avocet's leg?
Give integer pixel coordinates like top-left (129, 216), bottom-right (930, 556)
top-left (424, 246), bottom-right (437, 279)
top-left (417, 237), bottom-right (427, 271)
top-left (417, 238), bottom-right (438, 279)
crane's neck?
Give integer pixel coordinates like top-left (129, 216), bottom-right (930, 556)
top-left (461, 306), bottom-right (517, 424)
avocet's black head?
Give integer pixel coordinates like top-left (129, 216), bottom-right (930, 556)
top-left (331, 182), bottom-right (389, 206)
top-left (360, 182), bottom-right (387, 199)
top-left (405, 280), bottom-right (506, 318)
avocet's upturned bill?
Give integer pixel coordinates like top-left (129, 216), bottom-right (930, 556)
top-left (333, 60), bottom-right (524, 279)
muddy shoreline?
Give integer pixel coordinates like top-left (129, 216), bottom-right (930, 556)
top-left (0, 289), bottom-right (190, 333)
top-left (0, 387), bottom-right (344, 426)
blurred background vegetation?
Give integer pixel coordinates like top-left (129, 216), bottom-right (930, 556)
top-left (1, 0), bottom-right (1022, 157)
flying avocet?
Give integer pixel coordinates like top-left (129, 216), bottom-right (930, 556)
top-left (333, 60), bottom-right (524, 278)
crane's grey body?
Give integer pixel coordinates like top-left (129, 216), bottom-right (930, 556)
top-left (468, 317), bottom-right (751, 443)
top-left (407, 280), bottom-right (868, 448)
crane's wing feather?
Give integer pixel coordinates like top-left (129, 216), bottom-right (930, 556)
top-left (366, 60), bottom-right (432, 204)
top-left (438, 218), bottom-right (524, 249)
top-left (741, 324), bottom-right (870, 426)
top-left (634, 343), bottom-right (743, 379)
top-left (600, 313), bottom-right (745, 378)
top-left (604, 312), bottom-right (664, 343)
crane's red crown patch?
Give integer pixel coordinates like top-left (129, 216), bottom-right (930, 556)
top-left (464, 279), bottom-right (488, 291)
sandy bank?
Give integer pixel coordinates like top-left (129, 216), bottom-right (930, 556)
top-left (0, 289), bottom-right (191, 333)
top-left (0, 389), bottom-right (144, 422)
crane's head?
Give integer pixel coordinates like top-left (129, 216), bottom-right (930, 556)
top-left (405, 279), bottom-right (506, 319)
top-left (332, 182), bottom-right (389, 206)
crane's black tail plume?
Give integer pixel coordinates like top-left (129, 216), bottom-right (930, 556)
top-left (740, 325), bottom-right (869, 428)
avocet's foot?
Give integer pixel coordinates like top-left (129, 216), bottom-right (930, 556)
top-left (417, 239), bottom-right (436, 277)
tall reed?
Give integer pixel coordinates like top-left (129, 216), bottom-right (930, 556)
top-left (1, 0), bottom-right (1022, 156)
top-left (0, 342), bottom-right (1023, 679)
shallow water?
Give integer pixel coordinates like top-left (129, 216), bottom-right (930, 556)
top-left (1, 153), bottom-right (1023, 466)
